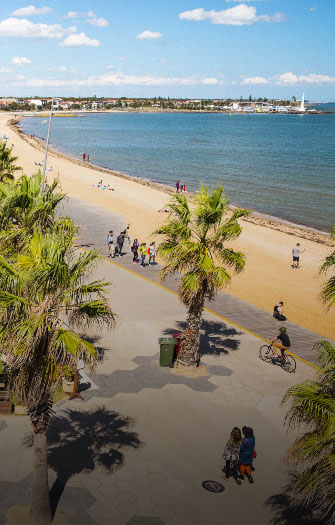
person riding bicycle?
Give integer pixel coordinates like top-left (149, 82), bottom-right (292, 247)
top-left (269, 327), bottom-right (291, 363)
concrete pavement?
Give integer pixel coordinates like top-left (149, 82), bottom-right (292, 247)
top-left (0, 249), bottom-right (317, 524)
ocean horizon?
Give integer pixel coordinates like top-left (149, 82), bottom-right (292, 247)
top-left (19, 108), bottom-right (335, 233)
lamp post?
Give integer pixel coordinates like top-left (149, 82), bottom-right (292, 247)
top-left (40, 98), bottom-right (53, 192)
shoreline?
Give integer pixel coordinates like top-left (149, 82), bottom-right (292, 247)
top-left (3, 113), bottom-right (335, 339)
top-left (11, 117), bottom-right (333, 247)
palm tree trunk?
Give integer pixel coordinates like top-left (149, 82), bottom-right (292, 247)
top-left (177, 300), bottom-right (203, 366)
top-left (30, 427), bottom-right (52, 523)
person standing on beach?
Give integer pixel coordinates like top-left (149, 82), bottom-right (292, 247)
top-left (148, 242), bottom-right (156, 265)
top-left (292, 242), bottom-right (305, 268)
top-left (117, 232), bottom-right (124, 257)
top-left (87, 154), bottom-right (90, 162)
top-left (139, 243), bottom-right (147, 267)
top-left (180, 180), bottom-right (184, 193)
top-left (176, 180), bottom-right (180, 193)
top-left (83, 153), bottom-right (86, 161)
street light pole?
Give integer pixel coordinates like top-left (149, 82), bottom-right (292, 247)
top-left (40, 98), bottom-right (53, 193)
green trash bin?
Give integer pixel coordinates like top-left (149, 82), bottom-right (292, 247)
top-left (159, 337), bottom-right (177, 367)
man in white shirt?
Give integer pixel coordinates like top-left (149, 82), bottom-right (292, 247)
top-left (292, 242), bottom-right (305, 269)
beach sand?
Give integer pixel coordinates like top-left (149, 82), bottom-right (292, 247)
top-left (2, 113), bottom-right (334, 339)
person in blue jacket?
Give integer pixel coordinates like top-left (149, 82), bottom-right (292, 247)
top-left (238, 426), bottom-right (255, 483)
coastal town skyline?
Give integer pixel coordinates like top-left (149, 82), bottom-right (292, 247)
top-left (0, 1), bottom-right (334, 99)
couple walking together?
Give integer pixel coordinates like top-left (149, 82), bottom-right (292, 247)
top-left (221, 426), bottom-right (256, 485)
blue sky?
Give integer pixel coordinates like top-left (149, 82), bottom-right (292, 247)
top-left (0, 0), bottom-right (334, 100)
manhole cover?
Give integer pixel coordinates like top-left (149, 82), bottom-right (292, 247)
top-left (202, 480), bottom-right (225, 493)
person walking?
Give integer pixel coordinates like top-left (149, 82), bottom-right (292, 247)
top-left (221, 427), bottom-right (242, 485)
top-left (292, 242), bottom-right (304, 268)
top-left (139, 243), bottom-right (147, 267)
top-left (131, 238), bottom-right (139, 263)
top-left (148, 242), bottom-right (156, 265)
top-left (87, 154), bottom-right (90, 162)
top-left (117, 232), bottom-right (124, 257)
top-left (180, 180), bottom-right (184, 193)
top-left (176, 180), bottom-right (180, 193)
top-left (238, 426), bottom-right (255, 483)
top-left (83, 153), bottom-right (86, 161)
top-left (273, 301), bottom-right (287, 321)
top-left (106, 230), bottom-right (114, 258)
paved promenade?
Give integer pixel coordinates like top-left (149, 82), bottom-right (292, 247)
top-left (65, 197), bottom-right (324, 366)
top-left (0, 196), bottom-right (322, 525)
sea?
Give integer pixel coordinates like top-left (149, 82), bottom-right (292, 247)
top-left (19, 103), bottom-right (335, 233)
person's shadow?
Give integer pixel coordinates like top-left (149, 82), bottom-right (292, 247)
top-left (46, 406), bottom-right (141, 518)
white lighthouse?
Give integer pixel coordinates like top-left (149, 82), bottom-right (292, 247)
top-left (300, 92), bottom-right (305, 112)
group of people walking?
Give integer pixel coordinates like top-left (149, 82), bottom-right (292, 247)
top-left (106, 229), bottom-right (156, 267)
top-left (221, 426), bottom-right (256, 485)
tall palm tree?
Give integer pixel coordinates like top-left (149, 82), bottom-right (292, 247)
top-left (0, 228), bottom-right (115, 523)
top-left (320, 225), bottom-right (335, 309)
top-left (154, 184), bottom-right (249, 366)
top-left (281, 340), bottom-right (335, 523)
top-left (0, 141), bottom-right (20, 182)
top-left (0, 172), bottom-right (69, 252)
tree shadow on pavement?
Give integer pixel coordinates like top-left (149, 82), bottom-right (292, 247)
top-left (47, 406), bottom-right (141, 518)
top-left (264, 472), bottom-right (330, 524)
top-left (163, 319), bottom-right (242, 357)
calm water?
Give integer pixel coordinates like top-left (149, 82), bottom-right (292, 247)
top-left (20, 108), bottom-right (335, 232)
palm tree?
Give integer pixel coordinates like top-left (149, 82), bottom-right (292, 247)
top-left (154, 184), bottom-right (249, 366)
top-left (0, 172), bottom-right (69, 252)
top-left (320, 225), bottom-right (335, 309)
top-left (0, 228), bottom-right (115, 523)
top-left (281, 340), bottom-right (335, 523)
top-left (0, 141), bottom-right (21, 181)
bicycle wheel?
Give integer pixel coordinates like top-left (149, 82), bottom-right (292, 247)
top-left (259, 345), bottom-right (273, 363)
top-left (282, 355), bottom-right (296, 373)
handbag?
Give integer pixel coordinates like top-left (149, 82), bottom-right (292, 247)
top-left (253, 450), bottom-right (257, 459)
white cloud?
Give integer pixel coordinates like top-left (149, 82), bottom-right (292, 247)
top-left (12, 5), bottom-right (52, 16)
top-left (11, 56), bottom-right (32, 65)
top-left (15, 74), bottom-right (26, 80)
top-left (0, 17), bottom-right (75, 39)
top-left (88, 17), bottom-right (108, 27)
top-left (309, 6), bottom-right (317, 12)
top-left (202, 77), bottom-right (219, 85)
top-left (12, 72), bottom-right (221, 88)
top-left (60, 32), bottom-right (100, 47)
top-left (0, 67), bottom-right (12, 73)
top-left (59, 65), bottom-right (67, 71)
top-left (179, 5), bottom-right (285, 26)
top-left (119, 56), bottom-right (127, 61)
top-left (241, 76), bottom-right (269, 85)
top-left (277, 72), bottom-right (335, 85)
top-left (105, 64), bottom-right (115, 69)
top-left (137, 30), bottom-right (163, 40)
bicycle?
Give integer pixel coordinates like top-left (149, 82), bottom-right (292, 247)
top-left (259, 342), bottom-right (296, 373)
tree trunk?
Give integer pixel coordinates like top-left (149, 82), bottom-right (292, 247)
top-left (31, 430), bottom-right (52, 523)
top-left (177, 301), bottom-right (203, 366)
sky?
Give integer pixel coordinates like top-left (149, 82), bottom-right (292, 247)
top-left (0, 0), bottom-right (334, 100)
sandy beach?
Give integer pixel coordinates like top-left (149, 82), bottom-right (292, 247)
top-left (2, 113), bottom-right (334, 339)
